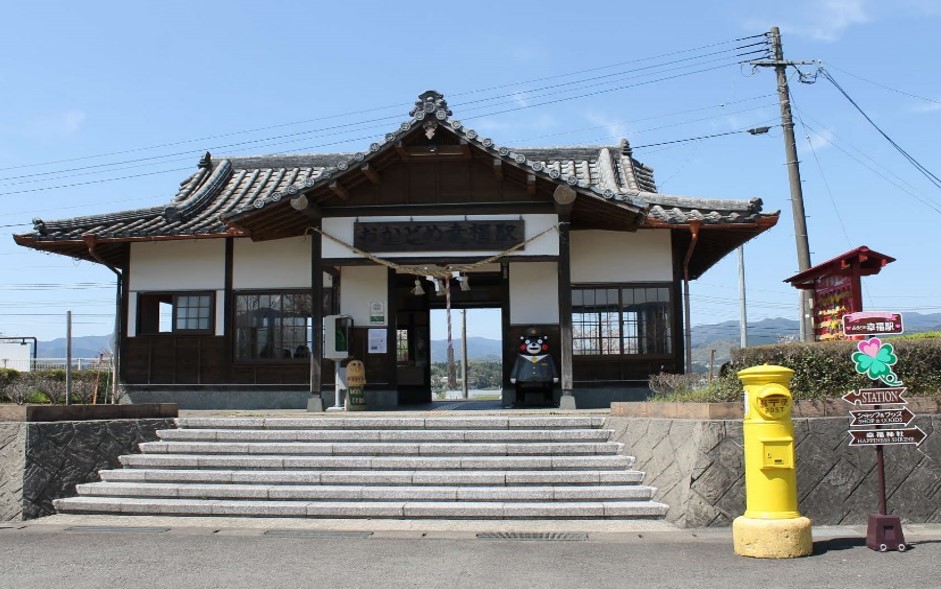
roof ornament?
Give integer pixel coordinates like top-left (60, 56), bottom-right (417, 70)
top-left (409, 90), bottom-right (452, 121)
top-left (619, 139), bottom-right (633, 157)
top-left (32, 218), bottom-right (46, 235)
top-left (198, 151), bottom-right (212, 169)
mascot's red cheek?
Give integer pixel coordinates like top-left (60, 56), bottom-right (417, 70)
top-left (542, 344), bottom-right (549, 351)
top-left (520, 344), bottom-right (527, 352)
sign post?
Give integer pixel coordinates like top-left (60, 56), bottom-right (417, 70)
top-left (843, 312), bottom-right (922, 552)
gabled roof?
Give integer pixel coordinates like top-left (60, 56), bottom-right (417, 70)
top-left (784, 246), bottom-right (895, 289)
top-left (13, 90), bottom-right (779, 274)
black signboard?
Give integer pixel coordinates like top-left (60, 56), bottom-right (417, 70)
top-left (353, 220), bottom-right (525, 253)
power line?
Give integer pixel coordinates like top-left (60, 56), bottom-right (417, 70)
top-left (819, 67), bottom-right (941, 190)
top-left (1, 35), bottom-right (768, 174)
top-left (824, 63), bottom-right (941, 106)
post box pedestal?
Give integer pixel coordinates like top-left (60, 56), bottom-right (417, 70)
top-left (733, 516), bottom-right (813, 559)
top-left (867, 514), bottom-right (907, 552)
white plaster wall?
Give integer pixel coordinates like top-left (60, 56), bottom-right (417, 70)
top-left (233, 236), bottom-right (311, 289)
top-left (129, 240), bottom-right (226, 290)
top-left (340, 266), bottom-right (388, 327)
top-left (570, 229), bottom-right (673, 283)
top-left (128, 240), bottom-right (227, 337)
top-left (509, 262), bottom-right (559, 325)
top-left (322, 214), bottom-right (559, 259)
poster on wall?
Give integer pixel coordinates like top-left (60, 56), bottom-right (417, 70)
top-left (367, 328), bottom-right (387, 354)
top-left (369, 301), bottom-right (385, 325)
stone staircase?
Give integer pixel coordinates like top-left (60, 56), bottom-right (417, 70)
top-left (54, 414), bottom-right (668, 519)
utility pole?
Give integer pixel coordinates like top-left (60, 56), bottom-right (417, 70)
top-left (751, 27), bottom-right (815, 342)
top-left (738, 246), bottom-right (748, 348)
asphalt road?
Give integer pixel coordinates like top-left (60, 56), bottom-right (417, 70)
top-left (1, 524), bottom-right (939, 589)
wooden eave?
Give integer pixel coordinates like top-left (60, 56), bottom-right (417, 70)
top-left (666, 214), bottom-right (780, 280)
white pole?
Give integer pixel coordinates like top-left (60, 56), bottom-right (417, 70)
top-left (66, 311), bottom-right (72, 405)
top-left (461, 309), bottom-right (468, 400)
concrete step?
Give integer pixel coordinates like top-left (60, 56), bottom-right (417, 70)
top-left (75, 481), bottom-right (659, 502)
top-left (119, 454), bottom-right (635, 471)
top-left (175, 416), bottom-right (606, 431)
top-left (54, 496), bottom-right (669, 519)
top-left (157, 428), bottom-right (613, 443)
top-left (137, 441), bottom-right (624, 456)
top-left (99, 469), bottom-right (648, 486)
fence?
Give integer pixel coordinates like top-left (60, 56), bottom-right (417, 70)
top-left (0, 358), bottom-right (112, 372)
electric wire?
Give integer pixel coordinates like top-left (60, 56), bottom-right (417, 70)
top-left (0, 35), bottom-right (769, 174)
top-left (824, 63), bottom-right (941, 107)
top-left (820, 67), bottom-right (941, 190)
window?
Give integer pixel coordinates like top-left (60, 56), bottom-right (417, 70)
top-left (572, 285), bottom-right (672, 356)
top-left (138, 292), bottom-right (214, 335)
top-left (234, 292), bottom-right (313, 361)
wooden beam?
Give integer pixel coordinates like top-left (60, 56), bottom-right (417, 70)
top-left (493, 159), bottom-right (503, 181)
top-left (329, 180), bottom-right (349, 201)
top-left (527, 173), bottom-right (536, 196)
top-left (402, 145), bottom-right (471, 158)
top-left (395, 141), bottom-right (409, 162)
top-left (360, 163), bottom-right (380, 185)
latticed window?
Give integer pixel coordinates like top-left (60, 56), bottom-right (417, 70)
top-left (572, 285), bottom-right (672, 356)
top-left (234, 292), bottom-right (313, 361)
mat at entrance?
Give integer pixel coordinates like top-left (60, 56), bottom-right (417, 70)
top-left (403, 400), bottom-right (507, 411)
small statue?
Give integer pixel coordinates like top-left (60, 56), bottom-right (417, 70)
top-left (509, 328), bottom-right (559, 406)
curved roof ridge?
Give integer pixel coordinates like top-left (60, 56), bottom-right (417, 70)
top-left (163, 159), bottom-right (232, 223)
top-left (225, 91), bottom-right (648, 220)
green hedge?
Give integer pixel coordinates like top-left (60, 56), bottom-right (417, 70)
top-left (715, 337), bottom-right (941, 401)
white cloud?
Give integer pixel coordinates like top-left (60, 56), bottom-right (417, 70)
top-left (25, 109), bottom-right (87, 138)
top-left (510, 92), bottom-right (529, 108)
top-left (910, 102), bottom-right (941, 114)
top-left (801, 127), bottom-right (834, 151)
top-left (584, 111), bottom-right (629, 144)
top-left (744, 0), bottom-right (871, 42)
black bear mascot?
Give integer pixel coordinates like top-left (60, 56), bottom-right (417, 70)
top-left (509, 328), bottom-right (559, 407)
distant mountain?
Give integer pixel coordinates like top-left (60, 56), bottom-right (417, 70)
top-left (38, 335), bottom-right (112, 358)
top-left (430, 337), bottom-right (503, 362)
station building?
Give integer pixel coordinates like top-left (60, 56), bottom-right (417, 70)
top-left (14, 91), bottom-right (778, 409)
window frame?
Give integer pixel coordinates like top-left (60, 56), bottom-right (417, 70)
top-left (136, 291), bottom-right (215, 335)
top-left (571, 283), bottom-right (674, 358)
top-left (232, 288), bottom-right (336, 363)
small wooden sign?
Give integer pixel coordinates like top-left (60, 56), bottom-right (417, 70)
top-left (848, 427), bottom-right (926, 447)
top-left (850, 408), bottom-right (915, 428)
top-left (842, 387), bottom-right (907, 406)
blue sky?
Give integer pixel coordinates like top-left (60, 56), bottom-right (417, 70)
top-left (2, 0), bottom-right (940, 343)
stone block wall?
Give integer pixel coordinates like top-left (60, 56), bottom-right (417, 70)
top-left (607, 414), bottom-right (941, 528)
top-left (0, 419), bottom-right (174, 521)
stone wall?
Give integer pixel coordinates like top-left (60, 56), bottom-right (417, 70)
top-left (0, 423), bottom-right (26, 520)
top-left (0, 419), bottom-right (174, 521)
top-left (607, 414), bottom-right (941, 528)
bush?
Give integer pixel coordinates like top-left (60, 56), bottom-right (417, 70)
top-left (0, 368), bottom-right (109, 405)
top-left (718, 338), bottom-right (941, 400)
top-left (648, 337), bottom-right (941, 403)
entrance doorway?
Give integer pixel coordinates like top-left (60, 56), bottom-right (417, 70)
top-left (394, 271), bottom-right (505, 405)
top-left (429, 307), bottom-right (502, 402)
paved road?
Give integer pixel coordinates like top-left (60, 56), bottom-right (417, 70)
top-left (1, 522), bottom-right (939, 589)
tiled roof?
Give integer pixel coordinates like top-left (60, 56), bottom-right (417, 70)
top-left (17, 90), bottom-right (777, 245)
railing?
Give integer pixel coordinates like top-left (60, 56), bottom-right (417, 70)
top-left (0, 357), bottom-right (112, 372)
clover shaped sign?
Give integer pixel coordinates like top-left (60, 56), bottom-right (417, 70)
top-left (852, 337), bottom-right (902, 386)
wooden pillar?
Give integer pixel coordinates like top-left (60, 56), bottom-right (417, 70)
top-left (308, 214), bottom-right (325, 412)
top-left (554, 186), bottom-right (576, 409)
top-left (387, 267), bottom-right (398, 389)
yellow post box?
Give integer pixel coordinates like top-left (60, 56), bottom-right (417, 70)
top-left (733, 364), bottom-right (813, 558)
